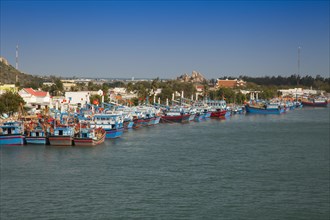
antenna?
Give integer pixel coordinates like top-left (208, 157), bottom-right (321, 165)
top-left (16, 43), bottom-right (19, 70)
top-left (297, 46), bottom-right (301, 75)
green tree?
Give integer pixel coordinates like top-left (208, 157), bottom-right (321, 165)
top-left (0, 91), bottom-right (26, 115)
top-left (89, 94), bottom-right (102, 105)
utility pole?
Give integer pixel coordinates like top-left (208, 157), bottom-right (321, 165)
top-left (298, 46), bottom-right (301, 76)
top-left (16, 44), bottom-right (19, 70)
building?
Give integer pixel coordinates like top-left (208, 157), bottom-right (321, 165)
top-left (278, 88), bottom-right (324, 97)
top-left (61, 80), bottom-right (77, 91)
top-left (64, 91), bottom-right (92, 106)
top-left (18, 88), bottom-right (51, 110)
top-left (216, 79), bottom-right (246, 88)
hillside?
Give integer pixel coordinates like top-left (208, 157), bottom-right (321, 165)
top-left (0, 58), bottom-right (44, 87)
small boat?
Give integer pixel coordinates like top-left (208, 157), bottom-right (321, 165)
top-left (74, 127), bottom-right (106, 146)
top-left (0, 121), bottom-right (25, 146)
top-left (302, 97), bottom-right (328, 107)
top-left (48, 125), bottom-right (75, 146)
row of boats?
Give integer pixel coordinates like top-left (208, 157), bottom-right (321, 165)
top-left (0, 98), bottom-right (327, 146)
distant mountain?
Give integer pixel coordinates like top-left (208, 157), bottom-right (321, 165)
top-left (0, 57), bottom-right (44, 87)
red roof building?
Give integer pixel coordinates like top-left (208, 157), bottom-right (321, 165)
top-left (18, 88), bottom-right (51, 108)
top-left (216, 79), bottom-right (246, 88)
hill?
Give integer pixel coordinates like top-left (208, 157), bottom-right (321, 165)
top-left (0, 57), bottom-right (44, 87)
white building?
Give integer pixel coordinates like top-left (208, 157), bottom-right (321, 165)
top-left (65, 91), bottom-right (96, 105)
top-left (278, 88), bottom-right (321, 97)
top-left (18, 88), bottom-right (51, 110)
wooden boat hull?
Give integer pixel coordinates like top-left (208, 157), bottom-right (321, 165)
top-left (133, 118), bottom-right (143, 129)
top-left (245, 105), bottom-right (284, 114)
top-left (105, 128), bottom-right (124, 139)
top-left (74, 132), bottom-right (106, 146)
top-left (25, 137), bottom-right (48, 145)
top-left (160, 114), bottom-right (190, 123)
top-left (48, 136), bottom-right (73, 146)
top-left (210, 110), bottom-right (227, 118)
top-left (0, 135), bottom-right (25, 146)
top-left (301, 101), bottom-right (328, 107)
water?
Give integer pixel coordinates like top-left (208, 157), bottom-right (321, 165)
top-left (1, 108), bottom-right (329, 219)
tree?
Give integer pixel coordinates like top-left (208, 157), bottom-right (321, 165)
top-left (202, 80), bottom-right (209, 98)
top-left (0, 91), bottom-right (26, 115)
top-left (89, 94), bottom-right (102, 105)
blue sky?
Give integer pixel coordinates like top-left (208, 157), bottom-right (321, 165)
top-left (1, 0), bottom-right (329, 79)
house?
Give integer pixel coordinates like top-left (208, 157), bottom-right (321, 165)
top-left (216, 79), bottom-right (246, 88)
top-left (18, 88), bottom-right (51, 110)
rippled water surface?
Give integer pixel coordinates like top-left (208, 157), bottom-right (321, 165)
top-left (1, 107), bottom-right (329, 219)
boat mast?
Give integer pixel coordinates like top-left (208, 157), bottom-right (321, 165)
top-left (297, 46), bottom-right (301, 102)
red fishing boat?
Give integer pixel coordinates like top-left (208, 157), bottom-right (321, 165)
top-left (301, 97), bottom-right (328, 107)
top-left (210, 109), bottom-right (227, 118)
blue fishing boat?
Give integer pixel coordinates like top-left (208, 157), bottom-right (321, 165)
top-left (91, 114), bottom-right (124, 139)
top-left (245, 103), bottom-right (285, 114)
top-left (25, 126), bottom-right (48, 145)
top-left (0, 121), bottom-right (25, 146)
top-left (48, 126), bottom-right (75, 146)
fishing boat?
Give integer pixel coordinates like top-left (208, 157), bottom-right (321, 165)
top-left (210, 108), bottom-right (228, 118)
top-left (205, 100), bottom-right (229, 118)
top-left (48, 125), bottom-right (75, 146)
top-left (25, 126), bottom-right (48, 145)
top-left (301, 97), bottom-right (328, 107)
top-left (74, 127), bottom-right (106, 146)
top-left (245, 102), bottom-right (285, 114)
top-left (91, 114), bottom-right (124, 139)
top-left (0, 121), bottom-right (25, 146)
top-left (160, 108), bottom-right (190, 123)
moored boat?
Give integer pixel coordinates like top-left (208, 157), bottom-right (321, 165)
top-left (0, 121), bottom-right (25, 146)
top-left (301, 97), bottom-right (328, 107)
top-left (74, 127), bottom-right (106, 146)
top-left (160, 113), bottom-right (190, 123)
top-left (25, 127), bottom-right (48, 145)
top-left (91, 114), bottom-right (124, 139)
top-left (160, 107), bottom-right (190, 123)
top-left (245, 103), bottom-right (285, 114)
top-left (48, 126), bottom-right (74, 146)
top-left (210, 109), bottom-right (227, 118)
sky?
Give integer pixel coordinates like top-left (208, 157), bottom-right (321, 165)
top-left (1, 0), bottom-right (329, 79)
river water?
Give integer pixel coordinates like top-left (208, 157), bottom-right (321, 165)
top-left (1, 107), bottom-right (329, 219)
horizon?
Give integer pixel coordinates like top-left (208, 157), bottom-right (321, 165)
top-left (1, 0), bottom-right (329, 78)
